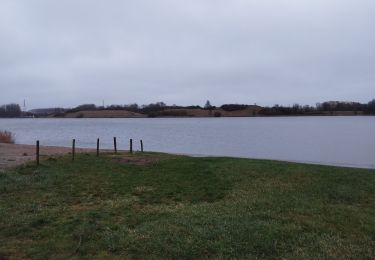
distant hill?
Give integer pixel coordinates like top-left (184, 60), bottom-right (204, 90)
top-left (16, 99), bottom-right (374, 118)
top-left (149, 106), bottom-right (262, 117)
top-left (57, 106), bottom-right (262, 118)
top-left (29, 108), bottom-right (67, 117)
top-left (58, 110), bottom-right (146, 118)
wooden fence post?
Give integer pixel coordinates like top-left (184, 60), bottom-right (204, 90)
top-left (97, 138), bottom-right (100, 156)
top-left (140, 140), bottom-right (143, 153)
top-left (36, 140), bottom-right (40, 165)
top-left (114, 137), bottom-right (117, 154)
top-left (72, 139), bottom-right (75, 161)
top-left (130, 139), bottom-right (133, 154)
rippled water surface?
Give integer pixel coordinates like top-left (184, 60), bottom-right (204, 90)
top-left (1, 117), bottom-right (374, 168)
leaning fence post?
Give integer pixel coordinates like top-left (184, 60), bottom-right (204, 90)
top-left (97, 138), bottom-right (100, 157)
top-left (140, 139), bottom-right (143, 153)
top-left (130, 139), bottom-right (133, 154)
top-left (36, 140), bottom-right (40, 165)
top-left (114, 137), bottom-right (117, 154)
top-left (72, 139), bottom-right (76, 161)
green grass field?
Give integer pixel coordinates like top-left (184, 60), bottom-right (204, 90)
top-left (0, 152), bottom-right (374, 259)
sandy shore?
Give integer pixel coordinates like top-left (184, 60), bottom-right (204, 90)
top-left (0, 143), bottom-right (94, 170)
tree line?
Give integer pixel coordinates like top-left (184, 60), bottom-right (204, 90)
top-left (0, 104), bottom-right (22, 117)
top-left (66, 102), bottom-right (206, 115)
top-left (1, 99), bottom-right (375, 117)
top-left (65, 100), bottom-right (375, 115)
top-left (258, 100), bottom-right (375, 116)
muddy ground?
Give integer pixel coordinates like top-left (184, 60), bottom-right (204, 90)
top-left (0, 143), bottom-right (94, 171)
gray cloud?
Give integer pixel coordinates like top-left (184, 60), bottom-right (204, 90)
top-left (1, 0), bottom-right (375, 108)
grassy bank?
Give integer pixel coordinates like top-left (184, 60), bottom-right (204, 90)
top-left (0, 152), bottom-right (374, 258)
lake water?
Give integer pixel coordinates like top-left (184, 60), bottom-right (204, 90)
top-left (1, 117), bottom-right (374, 169)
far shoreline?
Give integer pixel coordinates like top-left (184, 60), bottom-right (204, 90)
top-left (1, 114), bottom-right (374, 119)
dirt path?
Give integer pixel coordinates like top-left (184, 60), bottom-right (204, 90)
top-left (0, 143), bottom-right (94, 171)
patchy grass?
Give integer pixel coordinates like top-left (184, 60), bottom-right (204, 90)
top-left (0, 130), bottom-right (14, 144)
top-left (0, 152), bottom-right (374, 259)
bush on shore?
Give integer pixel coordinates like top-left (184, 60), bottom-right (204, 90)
top-left (0, 130), bottom-right (15, 143)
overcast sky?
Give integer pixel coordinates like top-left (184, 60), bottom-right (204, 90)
top-left (1, 0), bottom-right (374, 109)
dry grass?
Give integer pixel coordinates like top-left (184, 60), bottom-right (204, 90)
top-left (62, 108), bottom-right (262, 118)
top-left (0, 130), bottom-right (15, 143)
top-left (155, 107), bottom-right (261, 117)
top-left (62, 110), bottom-right (146, 118)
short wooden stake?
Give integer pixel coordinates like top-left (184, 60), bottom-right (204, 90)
top-left (96, 138), bottom-right (100, 156)
top-left (36, 140), bottom-right (40, 165)
top-left (72, 139), bottom-right (76, 161)
top-left (114, 137), bottom-right (117, 153)
top-left (140, 139), bottom-right (143, 153)
top-left (130, 139), bottom-right (133, 154)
